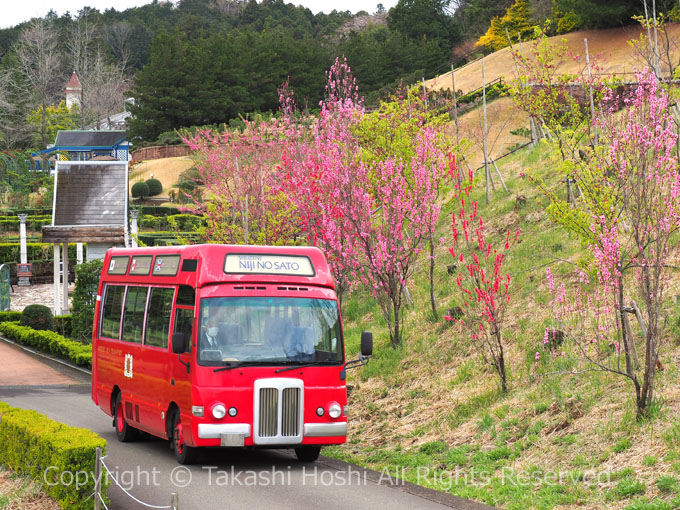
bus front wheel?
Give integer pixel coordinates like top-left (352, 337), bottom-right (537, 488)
top-left (114, 394), bottom-right (138, 442)
top-left (295, 446), bottom-right (321, 462)
top-left (172, 412), bottom-right (197, 465)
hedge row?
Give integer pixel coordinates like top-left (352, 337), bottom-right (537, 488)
top-left (0, 207), bottom-right (52, 216)
top-left (0, 322), bottom-right (92, 368)
top-left (0, 311), bottom-right (22, 322)
top-left (0, 214), bottom-right (52, 221)
top-left (0, 243), bottom-right (79, 265)
top-left (0, 401), bottom-right (108, 510)
top-left (0, 218), bottom-right (51, 232)
top-left (137, 231), bottom-right (202, 246)
top-left (0, 312), bottom-right (71, 337)
top-left (131, 205), bottom-right (180, 217)
top-left (138, 213), bottom-right (205, 231)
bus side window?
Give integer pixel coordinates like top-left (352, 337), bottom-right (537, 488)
top-left (176, 285), bottom-right (195, 306)
top-left (122, 286), bottom-right (148, 344)
top-left (145, 287), bottom-right (174, 348)
top-left (173, 308), bottom-right (193, 352)
top-left (100, 285), bottom-right (125, 339)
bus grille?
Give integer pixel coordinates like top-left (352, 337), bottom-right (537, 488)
top-left (281, 388), bottom-right (301, 437)
top-left (254, 379), bottom-right (304, 444)
top-left (258, 388), bottom-right (279, 437)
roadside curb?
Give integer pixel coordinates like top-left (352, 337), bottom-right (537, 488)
top-left (316, 455), bottom-right (497, 510)
top-left (0, 333), bottom-right (91, 382)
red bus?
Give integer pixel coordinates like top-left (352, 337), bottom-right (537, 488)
top-left (91, 244), bottom-right (371, 464)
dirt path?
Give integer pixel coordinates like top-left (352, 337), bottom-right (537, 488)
top-left (0, 341), bottom-right (76, 386)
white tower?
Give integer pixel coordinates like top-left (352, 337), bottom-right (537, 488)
top-left (65, 72), bottom-right (82, 109)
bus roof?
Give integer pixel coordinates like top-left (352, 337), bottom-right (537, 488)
top-left (102, 244), bottom-right (336, 290)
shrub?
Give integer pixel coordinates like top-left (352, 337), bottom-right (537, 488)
top-left (0, 322), bottom-right (92, 367)
top-left (20, 304), bottom-right (54, 331)
top-left (145, 178), bottom-right (163, 196)
top-left (54, 314), bottom-right (72, 338)
top-left (71, 259), bottom-right (102, 342)
top-left (131, 181), bottom-right (150, 198)
top-left (0, 402), bottom-right (108, 509)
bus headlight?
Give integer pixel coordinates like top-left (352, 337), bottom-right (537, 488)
top-left (212, 404), bottom-right (226, 419)
top-left (328, 402), bottom-right (342, 419)
top-left (228, 407), bottom-right (238, 417)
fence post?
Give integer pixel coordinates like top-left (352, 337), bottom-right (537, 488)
top-left (171, 492), bottom-right (179, 510)
top-left (94, 447), bottom-right (102, 510)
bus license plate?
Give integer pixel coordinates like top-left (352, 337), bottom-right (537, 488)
top-left (221, 433), bottom-right (245, 447)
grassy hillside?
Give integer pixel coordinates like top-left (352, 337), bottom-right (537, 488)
top-left (129, 156), bottom-right (194, 199)
top-left (425, 24), bottom-right (680, 96)
top-left (330, 142), bottom-right (680, 510)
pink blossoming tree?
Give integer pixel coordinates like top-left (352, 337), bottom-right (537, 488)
top-left (447, 167), bottom-right (520, 392)
top-left (280, 58), bottom-right (447, 347)
top-left (183, 118), bottom-right (297, 246)
top-left (542, 69), bottom-right (680, 418)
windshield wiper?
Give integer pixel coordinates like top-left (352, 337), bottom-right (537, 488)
top-left (274, 361), bottom-right (336, 373)
top-left (213, 361), bottom-right (263, 373)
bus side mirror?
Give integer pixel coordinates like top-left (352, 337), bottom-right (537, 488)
top-left (172, 333), bottom-right (187, 354)
top-left (361, 331), bottom-right (373, 357)
top-left (343, 331), bottom-right (372, 378)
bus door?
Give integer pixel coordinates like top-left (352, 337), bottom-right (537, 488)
top-left (169, 285), bottom-right (195, 428)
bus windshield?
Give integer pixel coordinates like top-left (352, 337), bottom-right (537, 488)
top-left (197, 296), bottom-right (343, 366)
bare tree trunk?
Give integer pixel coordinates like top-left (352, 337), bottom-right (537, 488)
top-left (392, 297), bottom-right (401, 348)
top-left (494, 326), bottom-right (507, 392)
top-left (428, 234), bottom-right (437, 319)
top-left (40, 103), bottom-right (47, 148)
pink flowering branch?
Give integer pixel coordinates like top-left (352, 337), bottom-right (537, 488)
top-left (447, 168), bottom-right (520, 392)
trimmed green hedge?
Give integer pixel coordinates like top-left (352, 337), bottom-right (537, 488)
top-left (0, 207), bottom-right (52, 215)
top-left (0, 402), bottom-right (108, 510)
top-left (139, 213), bottom-right (205, 231)
top-left (0, 311), bottom-right (22, 322)
top-left (0, 322), bottom-right (92, 368)
top-left (0, 218), bottom-right (52, 233)
top-left (0, 243), bottom-right (79, 265)
top-left (137, 231), bottom-right (202, 246)
top-left (132, 205), bottom-right (180, 217)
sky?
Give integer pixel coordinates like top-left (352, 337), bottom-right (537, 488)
top-left (1, 0), bottom-right (397, 29)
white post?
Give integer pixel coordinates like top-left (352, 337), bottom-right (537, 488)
top-left (62, 243), bottom-right (69, 313)
top-left (584, 38), bottom-right (598, 145)
top-left (130, 209), bottom-right (139, 249)
top-left (53, 243), bottom-right (60, 315)
top-left (76, 243), bottom-right (83, 265)
top-left (94, 447), bottom-right (102, 510)
top-left (451, 64), bottom-right (459, 145)
top-left (482, 58), bottom-right (490, 203)
top-left (17, 214), bottom-right (27, 264)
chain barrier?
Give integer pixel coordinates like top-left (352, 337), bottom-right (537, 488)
top-left (92, 448), bottom-right (179, 510)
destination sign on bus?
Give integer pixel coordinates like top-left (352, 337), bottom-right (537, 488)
top-left (224, 253), bottom-right (315, 276)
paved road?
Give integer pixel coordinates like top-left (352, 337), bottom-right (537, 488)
top-left (0, 342), bottom-right (493, 510)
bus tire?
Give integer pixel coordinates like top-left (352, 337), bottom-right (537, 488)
top-left (172, 411), bottom-right (197, 465)
top-left (114, 394), bottom-right (138, 442)
top-left (295, 446), bottom-right (321, 462)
